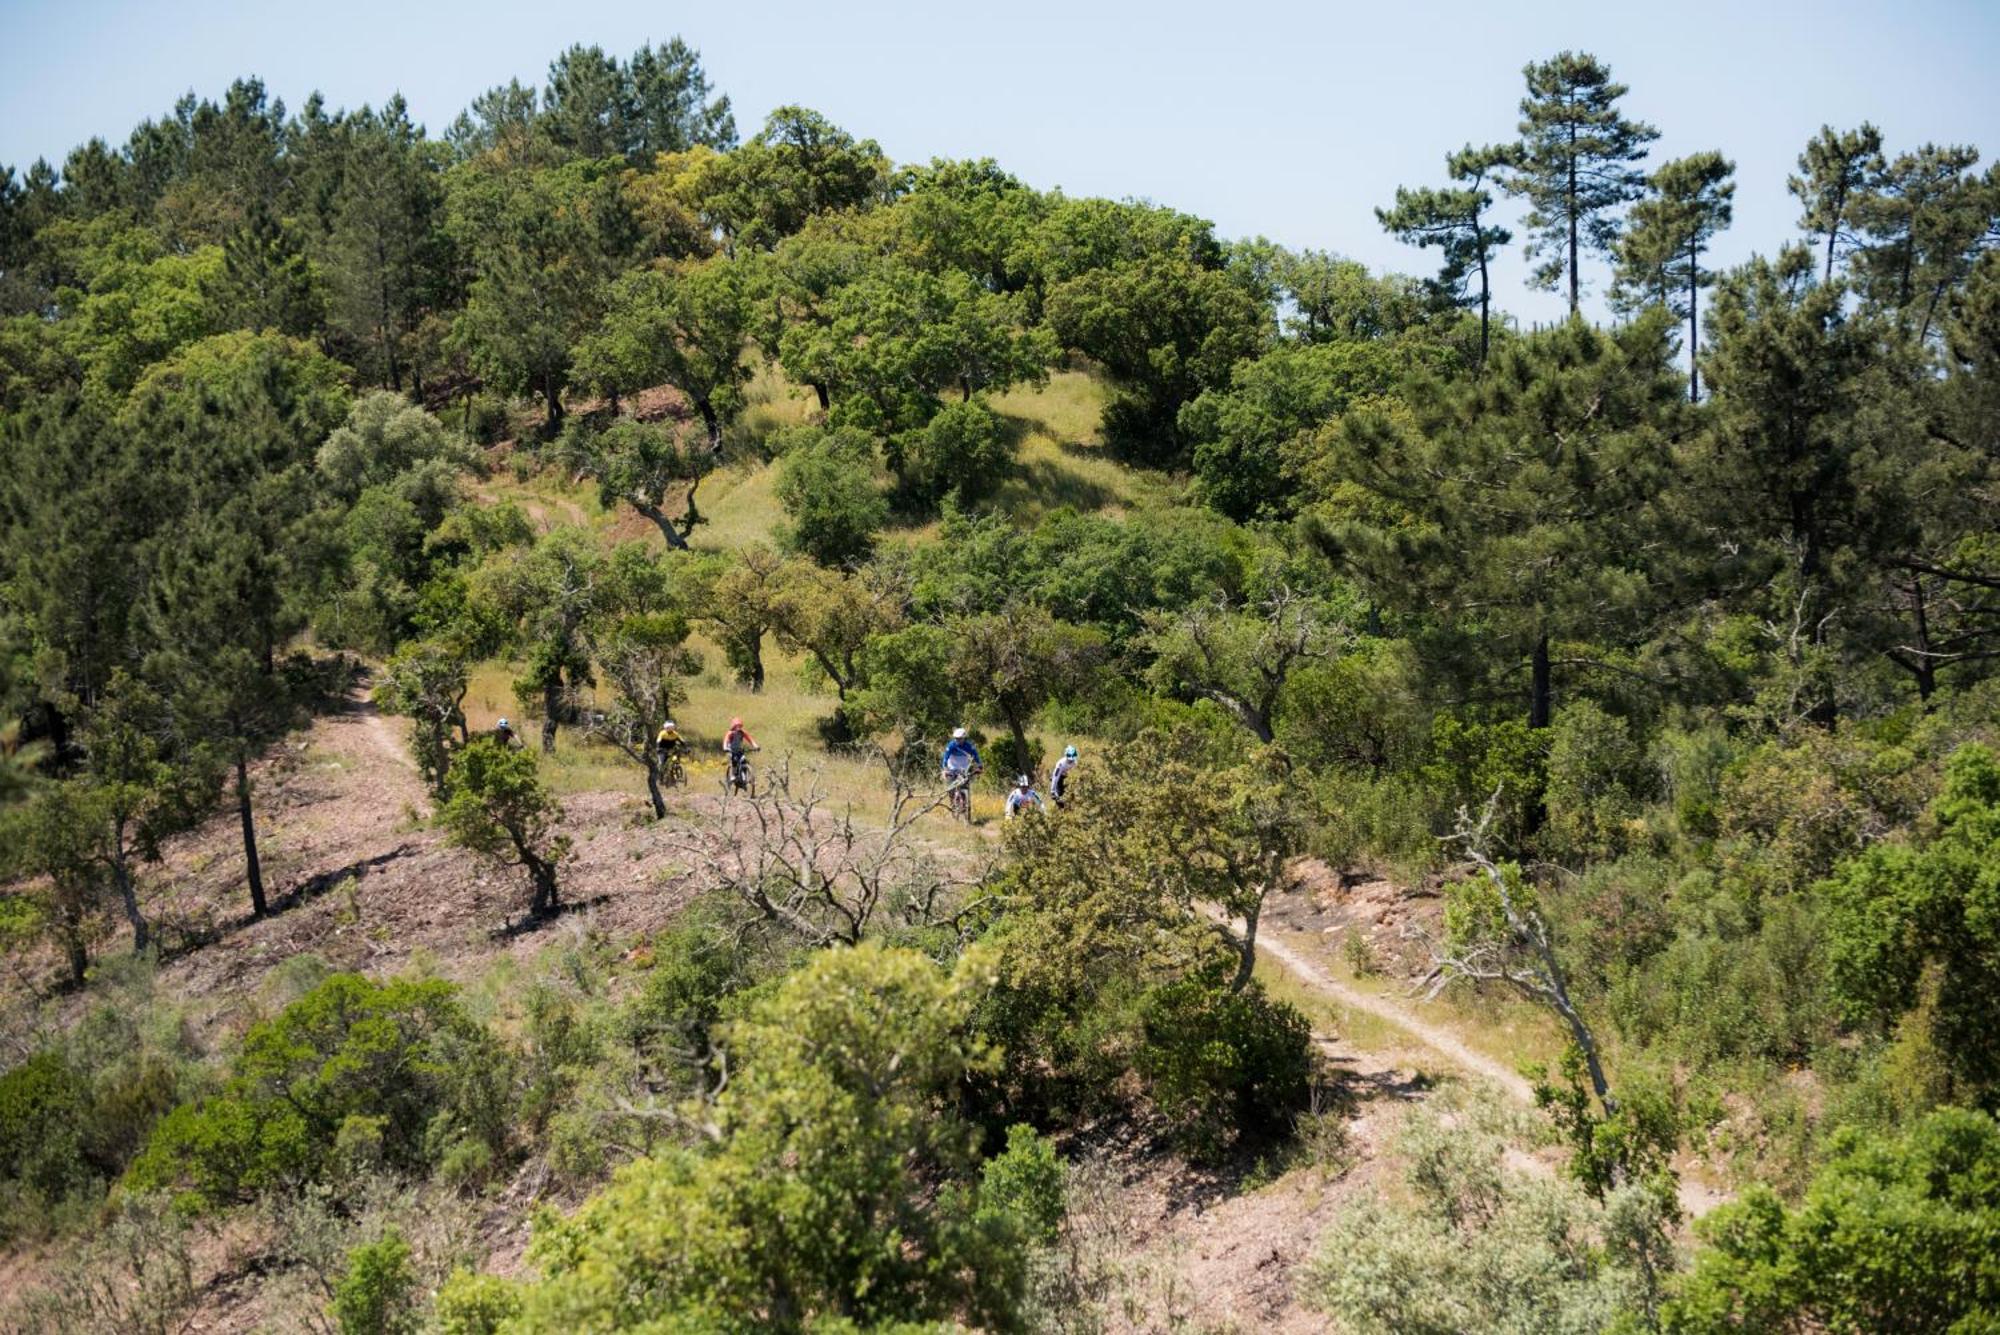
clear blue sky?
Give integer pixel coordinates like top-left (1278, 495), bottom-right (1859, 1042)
top-left (3, 0), bottom-right (1995, 325)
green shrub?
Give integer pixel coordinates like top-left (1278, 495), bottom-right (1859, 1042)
top-left (433, 1270), bottom-right (523, 1335)
top-left (502, 942), bottom-right (1033, 1331)
top-left (1542, 701), bottom-right (1655, 863)
top-left (0, 1052), bottom-right (91, 1218)
top-left (1137, 977), bottom-right (1312, 1163)
top-left (895, 397), bottom-right (1013, 505)
top-left (334, 1227), bottom-right (420, 1335)
top-left (978, 1124), bottom-right (1067, 1248)
top-left (127, 973), bottom-right (509, 1208)
top-left (438, 739), bottom-right (570, 919)
top-left (1821, 742), bottom-right (2000, 1098)
top-left (0, 973), bottom-right (204, 1240)
top-left (1532, 1046), bottom-right (1682, 1201)
top-left (773, 424), bottom-right (888, 567)
top-left (1304, 1098), bottom-right (1673, 1333)
top-left (1605, 895), bottom-right (1835, 1066)
top-left (1667, 1108), bottom-right (2000, 1333)
top-left (1421, 714), bottom-right (1549, 850)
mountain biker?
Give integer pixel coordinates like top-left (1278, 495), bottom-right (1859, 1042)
top-left (1050, 744), bottom-right (1079, 808)
top-left (655, 719), bottom-right (685, 764)
top-left (940, 727), bottom-right (982, 791)
top-left (722, 716), bottom-right (758, 761)
top-left (1005, 774), bottom-right (1044, 820)
top-left (721, 717), bottom-right (759, 791)
top-left (494, 717), bottom-right (522, 750)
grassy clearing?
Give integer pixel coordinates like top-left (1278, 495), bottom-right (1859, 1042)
top-left (988, 368), bottom-right (1178, 522)
top-left (461, 640), bottom-right (1037, 856)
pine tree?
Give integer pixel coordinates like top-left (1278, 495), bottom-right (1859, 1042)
top-left (145, 508), bottom-right (305, 919)
top-left (1314, 315), bottom-right (1684, 731)
top-left (1789, 123), bottom-right (1884, 283)
top-left (220, 196), bottom-right (323, 336)
top-left (1378, 143), bottom-right (1514, 361)
top-left (324, 98), bottom-right (447, 392)
top-left (542, 45), bottom-right (635, 161)
top-left (1696, 247), bottom-right (1890, 725)
top-left (628, 38), bottom-right (737, 157)
top-left (1505, 52), bottom-right (1659, 313)
top-left (1613, 152), bottom-right (1735, 400)
top-left (1851, 143), bottom-right (1991, 341)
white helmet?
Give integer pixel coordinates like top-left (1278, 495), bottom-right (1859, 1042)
top-left (662, 720), bottom-right (677, 730)
top-left (1015, 774), bottom-right (1031, 787)
top-left (952, 727), bottom-right (968, 740)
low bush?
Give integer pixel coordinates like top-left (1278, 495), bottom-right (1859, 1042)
top-left (334, 1226), bottom-right (421, 1335)
top-left (1667, 1108), bottom-right (2000, 1333)
top-left (1137, 976), bottom-right (1313, 1163)
top-left (127, 973), bottom-right (510, 1209)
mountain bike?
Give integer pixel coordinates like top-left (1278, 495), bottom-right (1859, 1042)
top-left (943, 764), bottom-right (979, 824)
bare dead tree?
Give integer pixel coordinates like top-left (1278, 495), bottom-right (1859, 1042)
top-left (674, 755), bottom-right (980, 948)
top-left (1412, 788), bottom-right (1616, 1117)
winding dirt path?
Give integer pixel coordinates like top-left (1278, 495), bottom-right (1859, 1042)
top-left (1205, 905), bottom-right (1535, 1102)
top-left (1211, 905), bottom-right (1733, 1218)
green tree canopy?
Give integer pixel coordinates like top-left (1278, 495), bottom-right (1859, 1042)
top-left (1505, 51), bottom-right (1660, 312)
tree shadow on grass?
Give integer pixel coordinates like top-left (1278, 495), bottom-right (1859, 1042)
top-left (487, 892), bottom-right (616, 940)
top-left (272, 844), bottom-right (420, 914)
top-left (148, 844), bottom-right (424, 966)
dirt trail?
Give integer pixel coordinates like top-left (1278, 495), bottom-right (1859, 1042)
top-left (1209, 903), bottom-right (1733, 1220)
top-left (1211, 905), bottom-right (1536, 1103)
top-left (357, 698), bottom-right (419, 772)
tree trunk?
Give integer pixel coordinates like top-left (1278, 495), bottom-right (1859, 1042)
top-left (1908, 577), bottom-right (1937, 704)
top-left (542, 371), bottom-right (564, 436)
top-left (1687, 241), bottom-right (1701, 402)
top-left (541, 676), bottom-right (561, 754)
top-left (635, 498), bottom-right (692, 551)
top-left (62, 924), bottom-right (88, 985)
top-left (1567, 144), bottom-right (1580, 315)
top-left (237, 751), bottom-right (267, 918)
top-left (696, 396), bottom-right (723, 455)
top-left (680, 474), bottom-right (703, 541)
top-left (111, 827), bottom-right (149, 953)
top-left (1477, 241), bottom-right (1492, 364)
top-left (747, 638), bottom-right (765, 693)
top-left (812, 382), bottom-right (830, 412)
top-left (1006, 712), bottom-right (1031, 771)
top-left (1529, 632), bottom-right (1553, 730)
top-left (1210, 690), bottom-right (1275, 745)
top-left (644, 759), bottom-right (666, 820)
top-left (523, 848), bottom-right (561, 917)
top-left (811, 650), bottom-right (850, 701)
top-left (1229, 894), bottom-right (1263, 993)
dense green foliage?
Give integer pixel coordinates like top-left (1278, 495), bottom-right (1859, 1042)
top-left (1667, 1108), bottom-right (2000, 1332)
top-left (127, 973), bottom-right (508, 1207)
top-left (3, 32), bottom-right (1998, 1334)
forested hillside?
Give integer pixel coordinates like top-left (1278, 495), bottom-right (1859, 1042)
top-left (2, 36), bottom-right (1998, 1333)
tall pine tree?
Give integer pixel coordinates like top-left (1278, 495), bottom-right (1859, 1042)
top-left (1613, 152), bottom-right (1735, 400)
top-left (1505, 52), bottom-right (1659, 313)
top-left (1377, 143), bottom-right (1514, 360)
